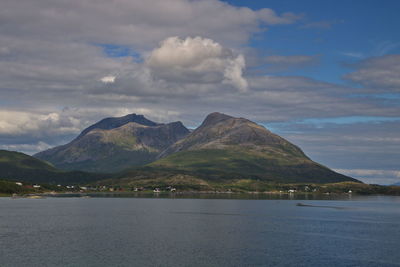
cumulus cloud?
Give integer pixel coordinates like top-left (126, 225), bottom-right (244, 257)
top-left (100, 76), bottom-right (116, 84)
top-left (146, 36), bottom-right (248, 91)
top-left (344, 54), bottom-right (400, 90)
top-left (0, 0), bottom-right (301, 106)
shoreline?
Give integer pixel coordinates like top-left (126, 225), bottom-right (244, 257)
top-left (3, 191), bottom-right (399, 200)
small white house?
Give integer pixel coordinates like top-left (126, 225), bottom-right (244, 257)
top-left (33, 185), bottom-right (41, 188)
top-left (15, 182), bottom-right (23, 186)
top-left (288, 189), bottom-right (296, 193)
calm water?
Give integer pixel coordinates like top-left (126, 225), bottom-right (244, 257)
top-left (1, 195), bottom-right (400, 267)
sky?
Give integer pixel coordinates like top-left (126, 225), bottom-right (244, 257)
top-left (0, 0), bottom-right (399, 184)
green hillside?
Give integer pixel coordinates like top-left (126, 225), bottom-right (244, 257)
top-left (0, 150), bottom-right (107, 184)
top-left (136, 148), bottom-right (356, 183)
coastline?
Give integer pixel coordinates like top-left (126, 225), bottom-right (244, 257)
top-left (4, 190), bottom-right (398, 201)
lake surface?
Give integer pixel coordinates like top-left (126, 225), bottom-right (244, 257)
top-left (1, 195), bottom-right (400, 266)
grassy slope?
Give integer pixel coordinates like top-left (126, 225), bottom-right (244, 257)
top-left (0, 149), bottom-right (56, 170)
top-left (0, 150), bottom-right (107, 184)
top-left (54, 149), bottom-right (158, 173)
top-left (144, 148), bottom-right (356, 183)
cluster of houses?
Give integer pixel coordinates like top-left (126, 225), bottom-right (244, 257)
top-left (151, 186), bottom-right (177, 193)
top-left (14, 182), bottom-right (41, 189)
top-left (12, 181), bottom-right (353, 194)
top-left (56, 184), bottom-right (178, 193)
top-left (284, 185), bottom-right (352, 194)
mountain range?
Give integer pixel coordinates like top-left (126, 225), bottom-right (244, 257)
top-left (32, 112), bottom-right (357, 184)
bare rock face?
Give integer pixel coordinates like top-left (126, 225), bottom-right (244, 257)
top-left (34, 114), bottom-right (189, 173)
top-left (77, 113), bottom-right (159, 138)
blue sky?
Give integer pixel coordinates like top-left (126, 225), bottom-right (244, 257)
top-left (0, 0), bottom-right (399, 184)
top-left (229, 0), bottom-right (400, 84)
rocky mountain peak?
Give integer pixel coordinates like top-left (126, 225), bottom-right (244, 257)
top-left (200, 112), bottom-right (233, 128)
top-left (78, 113), bottom-right (159, 138)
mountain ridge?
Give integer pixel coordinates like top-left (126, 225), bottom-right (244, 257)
top-left (34, 114), bottom-right (190, 172)
top-left (77, 113), bottom-right (160, 138)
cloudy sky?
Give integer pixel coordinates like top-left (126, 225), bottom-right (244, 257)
top-left (1, 0), bottom-right (399, 184)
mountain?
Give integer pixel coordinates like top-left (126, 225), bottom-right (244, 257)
top-left (0, 150), bottom-right (105, 184)
top-left (392, 182), bottom-right (400, 186)
top-left (127, 112), bottom-right (358, 184)
top-left (34, 114), bottom-right (190, 173)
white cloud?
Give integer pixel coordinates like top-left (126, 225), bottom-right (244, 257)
top-left (341, 52), bottom-right (365, 59)
top-left (0, 141), bottom-right (52, 155)
top-left (258, 9), bottom-right (302, 25)
top-left (334, 169), bottom-right (400, 185)
top-left (100, 76), bottom-right (116, 83)
top-left (0, 0), bottom-right (301, 49)
top-left (0, 110), bottom-right (81, 136)
top-left (147, 36), bottom-right (248, 91)
top-left (344, 54), bottom-right (400, 90)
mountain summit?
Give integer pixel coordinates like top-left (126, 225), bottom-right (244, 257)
top-left (34, 114), bottom-right (190, 173)
top-left (148, 112), bottom-right (357, 183)
top-left (159, 112), bottom-right (306, 158)
top-left (77, 113), bottom-right (159, 138)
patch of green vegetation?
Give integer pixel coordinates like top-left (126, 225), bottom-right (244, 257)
top-left (0, 150), bottom-right (109, 184)
top-left (56, 149), bottom-right (158, 173)
top-left (0, 150), bottom-right (55, 170)
top-left (89, 176), bottom-right (400, 195)
top-left (97, 174), bottom-right (212, 191)
top-left (146, 148), bottom-right (356, 183)
top-left (99, 131), bottom-right (137, 149)
top-left (0, 179), bottom-right (79, 195)
top-left (0, 179), bottom-right (27, 195)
